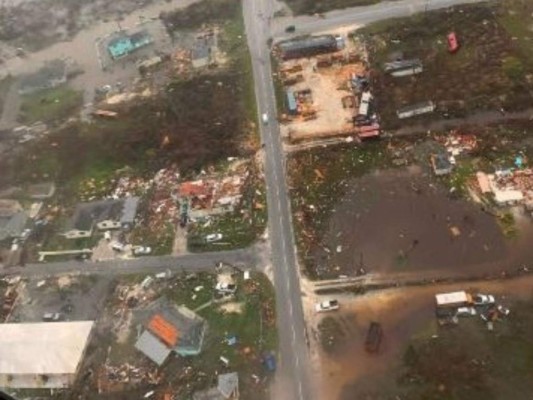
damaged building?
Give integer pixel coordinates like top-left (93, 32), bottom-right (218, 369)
top-left (63, 196), bottom-right (139, 239)
top-left (134, 298), bottom-right (207, 366)
top-left (18, 60), bottom-right (67, 95)
top-left (277, 35), bottom-right (341, 60)
top-left (0, 321), bottom-right (94, 388)
top-left (0, 199), bottom-right (28, 242)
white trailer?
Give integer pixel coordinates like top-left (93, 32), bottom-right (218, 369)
top-left (435, 291), bottom-right (472, 308)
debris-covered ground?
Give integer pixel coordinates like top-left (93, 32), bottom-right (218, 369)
top-left (3, 270), bottom-right (278, 400)
top-left (361, 0), bottom-right (533, 128)
top-left (312, 278), bottom-right (533, 400)
top-left (0, 0), bottom-right (265, 262)
top-left (289, 122), bottom-right (533, 279)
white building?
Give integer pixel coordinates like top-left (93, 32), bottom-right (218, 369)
top-left (0, 321), bottom-right (94, 388)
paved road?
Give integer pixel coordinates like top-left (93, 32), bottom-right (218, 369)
top-left (1, 248), bottom-right (256, 278)
top-left (243, 1), bottom-right (312, 400)
top-left (271, 0), bottom-right (487, 38)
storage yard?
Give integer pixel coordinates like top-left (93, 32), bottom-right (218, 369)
top-left (274, 34), bottom-right (380, 144)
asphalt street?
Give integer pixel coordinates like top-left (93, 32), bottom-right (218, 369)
top-left (271, 0), bottom-right (488, 38)
top-left (242, 0), bottom-right (491, 398)
top-left (243, 1), bottom-right (312, 399)
top-left (1, 248), bottom-right (256, 278)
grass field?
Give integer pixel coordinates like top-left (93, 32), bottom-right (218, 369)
top-left (18, 86), bottom-right (83, 124)
top-left (359, 1), bottom-right (533, 128)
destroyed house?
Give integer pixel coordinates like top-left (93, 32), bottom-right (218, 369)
top-left (64, 196), bottom-right (139, 239)
top-left (107, 31), bottom-right (153, 59)
top-left (193, 372), bottom-right (239, 400)
top-left (278, 35), bottom-right (339, 60)
top-left (18, 60), bottom-right (67, 95)
top-left (135, 298), bottom-right (207, 365)
top-left (27, 182), bottom-right (56, 199)
top-left (0, 199), bottom-right (27, 241)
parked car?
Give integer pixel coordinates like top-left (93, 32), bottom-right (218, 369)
top-left (42, 312), bottom-right (64, 322)
top-left (497, 304), bottom-right (510, 316)
top-left (456, 307), bottom-right (477, 317)
top-left (215, 281), bottom-right (237, 294)
top-left (262, 352), bottom-right (276, 372)
top-left (132, 246), bottom-right (152, 256)
top-left (315, 299), bottom-right (339, 313)
top-left (365, 321), bottom-right (383, 353)
top-left (285, 25), bottom-right (296, 33)
top-left (206, 233), bottom-right (223, 243)
top-left (473, 294), bottom-right (495, 305)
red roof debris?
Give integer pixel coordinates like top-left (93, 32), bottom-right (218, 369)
top-left (148, 314), bottom-right (179, 347)
top-left (178, 181), bottom-right (211, 198)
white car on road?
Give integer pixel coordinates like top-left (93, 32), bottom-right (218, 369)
top-left (315, 299), bottom-right (339, 313)
top-left (473, 294), bottom-right (495, 306)
top-left (262, 113), bottom-right (268, 124)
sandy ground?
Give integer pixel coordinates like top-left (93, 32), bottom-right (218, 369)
top-left (313, 275), bottom-right (533, 399)
top-left (311, 166), bottom-right (533, 278)
top-left (278, 37), bottom-right (366, 140)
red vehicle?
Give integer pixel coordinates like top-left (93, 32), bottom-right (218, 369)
top-left (447, 32), bottom-right (460, 53)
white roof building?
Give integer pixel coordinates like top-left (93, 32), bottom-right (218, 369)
top-left (0, 321), bottom-right (94, 388)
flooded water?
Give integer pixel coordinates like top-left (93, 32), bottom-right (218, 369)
top-left (318, 276), bottom-right (533, 399)
top-left (313, 166), bottom-right (531, 278)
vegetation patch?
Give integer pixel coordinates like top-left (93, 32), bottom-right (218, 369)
top-left (359, 2), bottom-right (533, 129)
top-left (18, 86), bottom-right (83, 124)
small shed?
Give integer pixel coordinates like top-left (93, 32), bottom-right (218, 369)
top-left (397, 101), bottom-right (435, 119)
top-left (286, 90), bottom-right (297, 114)
top-left (430, 154), bottom-right (453, 176)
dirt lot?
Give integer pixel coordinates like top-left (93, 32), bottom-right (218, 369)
top-left (313, 277), bottom-right (533, 400)
top-left (8, 274), bottom-right (113, 323)
top-left (314, 166), bottom-right (510, 277)
top-left (360, 1), bottom-right (533, 128)
top-left (277, 38), bottom-right (366, 141)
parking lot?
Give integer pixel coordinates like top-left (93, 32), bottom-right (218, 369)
top-left (9, 274), bottom-right (113, 323)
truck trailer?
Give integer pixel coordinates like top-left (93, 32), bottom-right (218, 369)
top-left (435, 291), bottom-right (472, 308)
